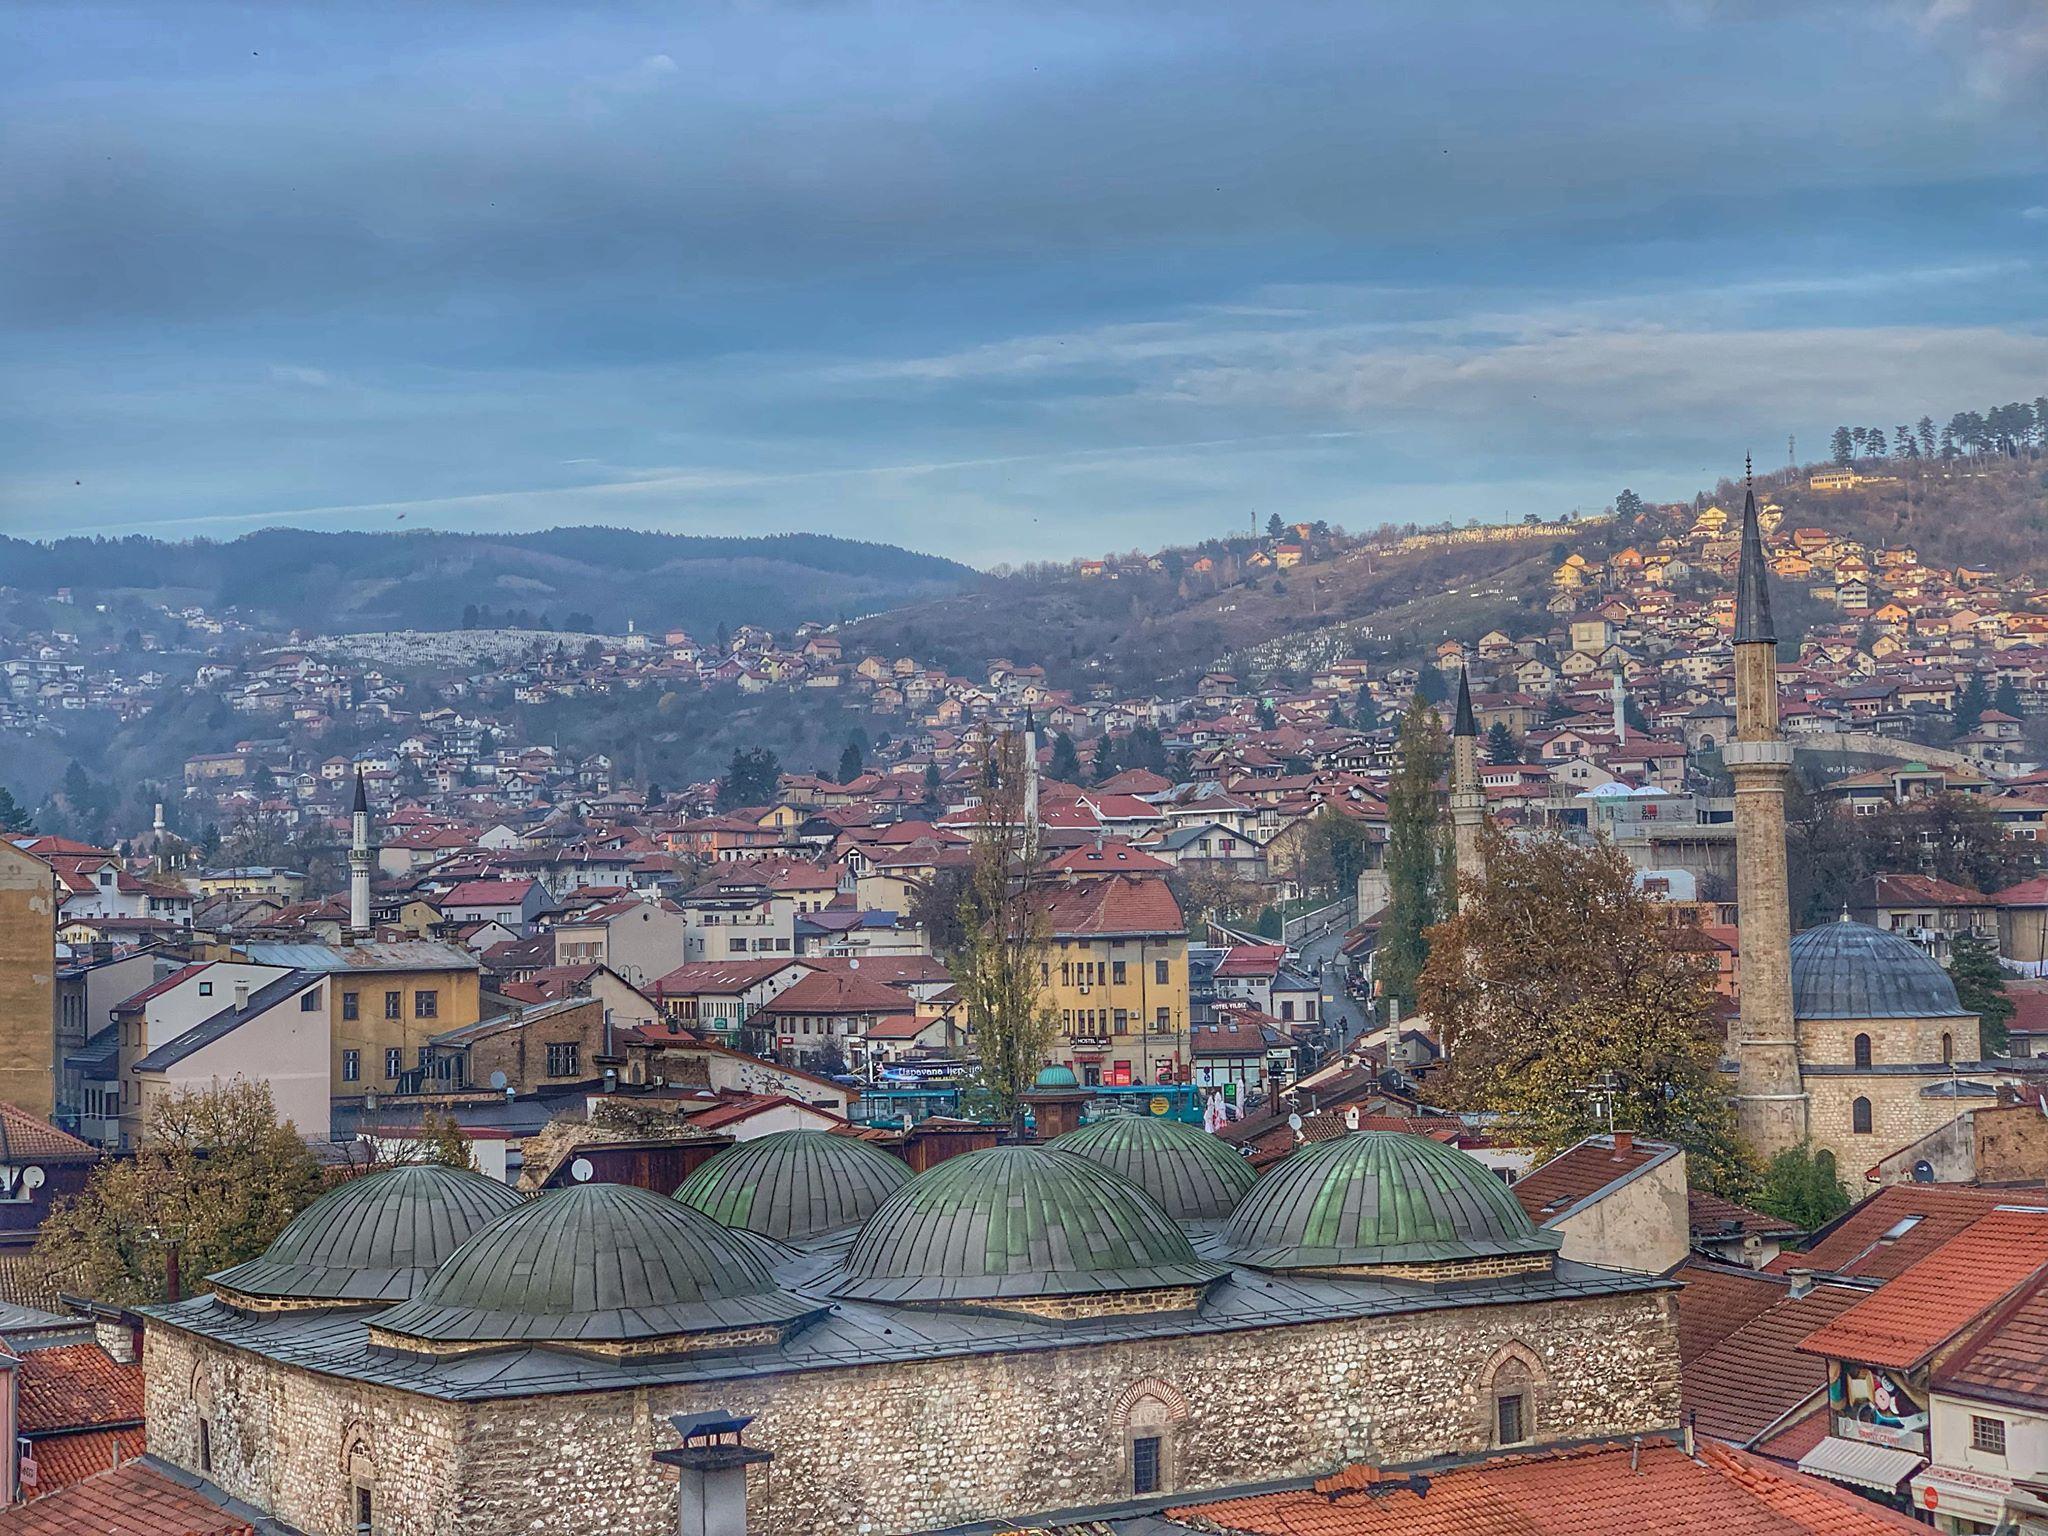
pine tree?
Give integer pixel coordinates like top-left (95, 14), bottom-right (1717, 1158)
top-left (1378, 695), bottom-right (1448, 1011)
top-left (1954, 673), bottom-right (1991, 738)
top-left (1830, 426), bottom-right (1854, 465)
top-left (1047, 732), bottom-right (1081, 783)
top-left (1327, 697), bottom-right (1346, 726)
top-left (837, 738), bottom-right (864, 783)
top-left (1917, 416), bottom-right (1937, 458)
top-left (1353, 688), bottom-right (1378, 732)
top-left (1484, 720), bottom-right (1518, 765)
top-left (0, 785), bottom-right (29, 834)
top-left (1948, 935), bottom-right (2013, 1055)
top-left (1265, 513), bottom-right (1285, 538)
top-left (922, 762), bottom-right (941, 803)
top-left (1994, 678), bottom-right (2022, 718)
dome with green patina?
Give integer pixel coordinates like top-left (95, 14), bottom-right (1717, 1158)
top-left (211, 1164), bottom-right (523, 1306)
top-left (371, 1181), bottom-right (816, 1347)
top-left (830, 1146), bottom-right (1226, 1303)
top-left (1050, 1114), bottom-right (1257, 1221)
top-left (1219, 1131), bottom-right (1559, 1272)
top-left (1032, 1064), bottom-right (1082, 1090)
top-left (674, 1129), bottom-right (911, 1243)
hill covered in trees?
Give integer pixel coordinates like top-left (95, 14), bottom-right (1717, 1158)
top-left (0, 526), bottom-right (975, 638)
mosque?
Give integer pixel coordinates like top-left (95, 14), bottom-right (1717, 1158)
top-left (143, 1121), bottom-right (1682, 1535)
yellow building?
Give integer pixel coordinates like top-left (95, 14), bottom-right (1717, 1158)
top-left (196, 867), bottom-right (308, 901)
top-left (244, 941), bottom-right (482, 1099)
top-left (1033, 874), bottom-right (1190, 1088)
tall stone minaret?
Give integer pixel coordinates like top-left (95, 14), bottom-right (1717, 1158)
top-left (348, 769), bottom-right (375, 941)
top-left (1020, 709), bottom-right (1041, 856)
top-left (1611, 672), bottom-right (1627, 746)
top-left (1727, 460), bottom-right (1806, 1155)
top-left (1449, 667), bottom-right (1486, 906)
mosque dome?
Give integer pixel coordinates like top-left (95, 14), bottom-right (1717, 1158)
top-left (210, 1164), bottom-right (522, 1306)
top-left (1050, 1114), bottom-right (1257, 1221)
top-left (1790, 917), bottom-right (1970, 1020)
top-left (674, 1129), bottom-right (911, 1243)
top-left (371, 1181), bottom-right (815, 1348)
top-left (829, 1146), bottom-right (1225, 1304)
top-left (1219, 1131), bottom-right (1558, 1272)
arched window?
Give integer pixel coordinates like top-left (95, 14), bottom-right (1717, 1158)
top-left (1942, 1032), bottom-right (1955, 1064)
top-left (1853, 1033), bottom-right (1872, 1069)
top-left (1110, 1380), bottom-right (1188, 1497)
top-left (1478, 1342), bottom-right (1548, 1448)
top-left (1852, 1097), bottom-right (1873, 1134)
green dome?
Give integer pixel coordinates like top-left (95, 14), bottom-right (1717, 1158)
top-left (1032, 1064), bottom-right (1082, 1090)
top-left (1051, 1114), bottom-right (1257, 1220)
top-left (211, 1164), bottom-right (522, 1305)
top-left (1219, 1131), bottom-right (1559, 1271)
top-left (372, 1181), bottom-right (815, 1346)
top-left (675, 1129), bottom-right (911, 1242)
top-left (830, 1146), bottom-right (1225, 1303)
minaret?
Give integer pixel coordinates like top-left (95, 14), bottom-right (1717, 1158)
top-left (1449, 667), bottom-right (1486, 905)
top-left (348, 769), bottom-right (374, 941)
top-left (1020, 709), bottom-right (1041, 855)
top-left (1727, 459), bottom-right (1806, 1155)
top-left (1611, 673), bottom-right (1627, 746)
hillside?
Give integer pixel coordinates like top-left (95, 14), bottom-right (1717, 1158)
top-left (0, 527), bottom-right (975, 638)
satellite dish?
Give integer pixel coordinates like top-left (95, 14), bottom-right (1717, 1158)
top-left (847, 958), bottom-right (859, 969)
top-left (1912, 1160), bottom-right (1936, 1184)
top-left (489, 1070), bottom-right (508, 1091)
top-left (20, 1166), bottom-right (43, 1191)
top-left (569, 1157), bottom-right (595, 1183)
top-left (1286, 1112), bottom-right (1303, 1133)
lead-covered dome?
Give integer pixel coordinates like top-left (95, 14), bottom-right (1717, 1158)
top-left (1051, 1114), bottom-right (1257, 1220)
top-left (830, 1146), bottom-right (1225, 1304)
top-left (370, 1181), bottom-right (815, 1349)
top-left (1219, 1131), bottom-right (1558, 1273)
top-left (1791, 918), bottom-right (1970, 1020)
top-left (675, 1129), bottom-right (911, 1242)
top-left (211, 1164), bottom-right (523, 1307)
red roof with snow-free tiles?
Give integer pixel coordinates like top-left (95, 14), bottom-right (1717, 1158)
top-left (1796, 1206), bottom-right (2048, 1369)
top-left (0, 1460), bottom-right (251, 1536)
top-left (1042, 840), bottom-right (1174, 875)
top-left (22, 1427), bottom-right (147, 1495)
top-left (1033, 873), bottom-right (1183, 937)
top-left (0, 1104), bottom-right (97, 1165)
top-left (14, 1344), bottom-right (144, 1435)
top-left (1173, 1439), bottom-right (1928, 1536)
top-left (1765, 1184), bottom-right (2015, 1283)
top-left (1509, 1136), bottom-right (1668, 1225)
top-left (1674, 1259), bottom-right (1789, 1365)
top-left (1684, 1281), bottom-right (1865, 1445)
top-left (1214, 943), bottom-right (1287, 977)
top-left (441, 879), bottom-right (538, 906)
top-left (1931, 1266), bottom-right (2048, 1409)
top-left (755, 968), bottom-right (915, 1016)
top-left (652, 959), bottom-right (810, 996)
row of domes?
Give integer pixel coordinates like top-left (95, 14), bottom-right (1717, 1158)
top-left (208, 1124), bottom-right (1556, 1353)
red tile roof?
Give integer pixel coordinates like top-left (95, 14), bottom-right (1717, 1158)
top-left (1041, 840), bottom-right (1173, 876)
top-left (1797, 1206), bottom-right (2048, 1369)
top-left (652, 959), bottom-right (809, 995)
top-left (1766, 1184), bottom-right (2017, 1283)
top-left (441, 878), bottom-right (538, 906)
top-left (1033, 873), bottom-right (1184, 938)
top-left (1931, 1265), bottom-right (2048, 1408)
top-left (15, 1343), bottom-right (144, 1434)
top-left (1172, 1439), bottom-right (1928, 1535)
top-left (0, 1104), bottom-right (97, 1165)
top-left (1510, 1136), bottom-right (1670, 1225)
top-left (755, 969), bottom-right (914, 1016)
top-left (1675, 1259), bottom-right (1791, 1365)
top-left (0, 1460), bottom-right (252, 1536)
top-left (23, 1427), bottom-right (146, 1495)
top-left (1214, 943), bottom-right (1288, 978)
top-left (1689, 1189), bottom-right (1804, 1242)
top-left (1869, 873), bottom-right (1989, 907)
top-left (1684, 1281), bottom-right (1866, 1445)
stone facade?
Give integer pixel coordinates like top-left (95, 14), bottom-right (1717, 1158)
top-left (0, 842), bottom-right (57, 1119)
top-left (1805, 1072), bottom-right (1990, 1175)
top-left (147, 1288), bottom-right (1678, 1536)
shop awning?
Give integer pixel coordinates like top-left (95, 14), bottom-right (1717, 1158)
top-left (1798, 1436), bottom-right (1925, 1493)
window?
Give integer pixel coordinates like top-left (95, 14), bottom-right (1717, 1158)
top-left (1972, 1415), bottom-right (2007, 1456)
top-left (414, 989), bottom-right (437, 1019)
top-left (1113, 960), bottom-right (1128, 986)
top-left (1853, 1033), bottom-right (1872, 1068)
top-left (1155, 1007), bottom-right (1171, 1032)
top-left (342, 991), bottom-right (359, 1021)
top-left (1155, 960), bottom-right (1170, 984)
top-left (1852, 1096), bottom-right (1873, 1134)
top-left (1943, 1031), bottom-right (1954, 1064)
top-left (385, 1047), bottom-right (402, 1079)
top-left (199, 1419), bottom-right (213, 1474)
top-left (198, 981), bottom-right (213, 998)
top-left (1131, 1435), bottom-right (1162, 1495)
top-left (547, 1042), bottom-right (580, 1076)
top-left (384, 990), bottom-right (401, 1020)
top-left (355, 1486), bottom-right (374, 1536)
top-left (1495, 1393), bottom-right (1526, 1446)
top-left (342, 1050), bottom-right (360, 1082)
top-left (300, 988), bottom-right (322, 1012)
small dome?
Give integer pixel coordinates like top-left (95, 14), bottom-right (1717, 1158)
top-left (372, 1182), bottom-right (814, 1346)
top-left (1791, 918), bottom-right (1970, 1020)
top-left (1032, 1064), bottom-right (1082, 1091)
top-left (831, 1146), bottom-right (1225, 1303)
top-left (1051, 1114), bottom-right (1257, 1220)
top-left (210, 1164), bottom-right (522, 1305)
top-left (1220, 1131), bottom-right (1558, 1271)
top-left (675, 1129), bottom-right (911, 1242)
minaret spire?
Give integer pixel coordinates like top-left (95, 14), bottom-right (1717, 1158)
top-left (1448, 667), bottom-right (1486, 905)
top-left (1727, 457), bottom-right (1805, 1155)
top-left (347, 768), bottom-right (374, 941)
top-left (1020, 709), bottom-right (1040, 856)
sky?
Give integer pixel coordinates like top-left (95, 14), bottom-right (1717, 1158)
top-left (3, 1), bottom-right (2046, 568)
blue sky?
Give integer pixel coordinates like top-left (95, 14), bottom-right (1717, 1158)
top-left (3, 1), bottom-right (2045, 566)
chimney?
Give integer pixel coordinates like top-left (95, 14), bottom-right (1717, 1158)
top-left (657, 1412), bottom-right (772, 1536)
top-left (233, 979), bottom-right (251, 1011)
top-left (1612, 1130), bottom-right (1633, 1153)
top-left (1786, 1267), bottom-right (1816, 1300)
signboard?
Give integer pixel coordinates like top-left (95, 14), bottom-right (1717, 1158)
top-left (1835, 1418), bottom-right (1927, 1453)
top-left (1148, 1095), bottom-right (1170, 1116)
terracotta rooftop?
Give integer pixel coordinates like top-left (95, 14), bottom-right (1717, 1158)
top-left (0, 1103), bottom-right (97, 1165)
top-left (1689, 1189), bottom-right (1804, 1243)
top-left (0, 1459), bottom-right (252, 1536)
top-left (23, 1426), bottom-right (147, 1496)
top-left (1766, 1184), bottom-right (2016, 1283)
top-left (1932, 1264), bottom-right (2048, 1409)
top-left (1675, 1259), bottom-right (1790, 1366)
top-left (1033, 873), bottom-right (1184, 938)
top-left (756, 968), bottom-right (915, 1016)
top-left (13, 1342), bottom-right (143, 1434)
top-left (1510, 1135), bottom-right (1673, 1226)
top-left (1796, 1206), bottom-right (2048, 1370)
top-left (1684, 1279), bottom-right (1866, 1445)
top-left (1172, 1438), bottom-right (1927, 1535)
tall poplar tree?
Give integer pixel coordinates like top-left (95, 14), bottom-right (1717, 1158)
top-left (1378, 694), bottom-right (1448, 1011)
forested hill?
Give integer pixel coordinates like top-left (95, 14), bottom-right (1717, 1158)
top-left (0, 527), bottom-right (975, 636)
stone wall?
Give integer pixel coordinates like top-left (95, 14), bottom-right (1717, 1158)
top-left (0, 843), bottom-right (56, 1119)
top-left (1805, 1073), bottom-right (1981, 1181)
top-left (149, 1286), bottom-right (1678, 1536)
top-left (1799, 1013), bottom-right (1979, 1071)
